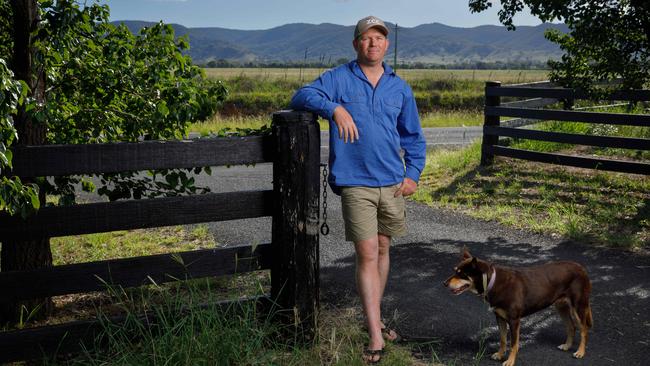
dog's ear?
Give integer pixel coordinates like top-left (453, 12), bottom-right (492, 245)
top-left (470, 257), bottom-right (478, 267)
top-left (461, 247), bottom-right (472, 259)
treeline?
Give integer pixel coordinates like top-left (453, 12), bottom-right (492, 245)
top-left (201, 59), bottom-right (550, 70)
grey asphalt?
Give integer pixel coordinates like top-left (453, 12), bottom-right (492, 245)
top-left (197, 127), bottom-right (650, 366)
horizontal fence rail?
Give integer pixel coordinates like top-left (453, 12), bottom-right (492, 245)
top-left (486, 86), bottom-right (650, 102)
top-left (485, 146), bottom-right (650, 175)
top-left (0, 190), bottom-right (274, 240)
top-left (484, 126), bottom-right (650, 150)
top-left (486, 106), bottom-right (650, 127)
top-left (0, 244), bottom-right (272, 303)
top-left (481, 81), bottom-right (650, 174)
top-left (501, 97), bottom-right (558, 109)
top-left (10, 135), bottom-right (275, 177)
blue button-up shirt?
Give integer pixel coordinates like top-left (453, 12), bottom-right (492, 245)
top-left (290, 60), bottom-right (426, 191)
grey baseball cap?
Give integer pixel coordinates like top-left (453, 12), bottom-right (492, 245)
top-left (354, 15), bottom-right (389, 39)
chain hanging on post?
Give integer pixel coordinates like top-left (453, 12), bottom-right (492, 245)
top-left (320, 163), bottom-right (330, 236)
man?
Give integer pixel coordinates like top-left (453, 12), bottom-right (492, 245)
top-left (290, 15), bottom-right (426, 363)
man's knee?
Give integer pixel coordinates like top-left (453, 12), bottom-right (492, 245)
top-left (377, 234), bottom-right (391, 256)
top-left (355, 238), bottom-right (379, 263)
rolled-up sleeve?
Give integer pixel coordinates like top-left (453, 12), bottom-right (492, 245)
top-left (397, 87), bottom-right (426, 183)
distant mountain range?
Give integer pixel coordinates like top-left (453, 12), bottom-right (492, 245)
top-left (116, 20), bottom-right (568, 64)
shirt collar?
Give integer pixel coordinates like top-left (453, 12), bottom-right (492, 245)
top-left (349, 60), bottom-right (395, 79)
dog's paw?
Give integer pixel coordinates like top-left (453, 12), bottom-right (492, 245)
top-left (491, 352), bottom-right (504, 361)
top-left (557, 343), bottom-right (571, 351)
top-left (573, 349), bottom-right (585, 359)
top-left (502, 359), bottom-right (516, 366)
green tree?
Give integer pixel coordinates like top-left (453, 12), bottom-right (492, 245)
top-left (469, 0), bottom-right (650, 90)
top-left (0, 0), bottom-right (226, 324)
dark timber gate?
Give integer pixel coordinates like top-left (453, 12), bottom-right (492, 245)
top-left (0, 110), bottom-right (321, 363)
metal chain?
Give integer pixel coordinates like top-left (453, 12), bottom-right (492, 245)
top-left (320, 163), bottom-right (330, 235)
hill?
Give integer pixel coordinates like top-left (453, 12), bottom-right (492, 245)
top-left (115, 20), bottom-right (567, 64)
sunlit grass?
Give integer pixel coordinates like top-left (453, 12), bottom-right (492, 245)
top-left (190, 110), bottom-right (482, 134)
top-left (189, 114), bottom-right (272, 136)
top-left (420, 110), bottom-right (482, 127)
top-left (51, 225), bottom-right (216, 265)
top-left (413, 141), bottom-right (650, 249)
top-left (204, 67), bottom-right (549, 84)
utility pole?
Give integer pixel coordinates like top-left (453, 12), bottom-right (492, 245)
top-left (393, 23), bottom-right (398, 72)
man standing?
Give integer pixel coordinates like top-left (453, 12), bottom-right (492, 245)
top-left (290, 15), bottom-right (426, 363)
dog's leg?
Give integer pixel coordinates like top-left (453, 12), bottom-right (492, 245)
top-left (573, 301), bottom-right (591, 358)
top-left (491, 316), bottom-right (508, 361)
top-left (554, 299), bottom-right (575, 351)
top-left (502, 318), bottom-right (520, 366)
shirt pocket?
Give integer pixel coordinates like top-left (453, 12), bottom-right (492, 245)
top-left (383, 95), bottom-right (403, 120)
top-left (339, 94), bottom-right (368, 124)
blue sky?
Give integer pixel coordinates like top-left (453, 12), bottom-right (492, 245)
top-left (103, 0), bottom-right (542, 30)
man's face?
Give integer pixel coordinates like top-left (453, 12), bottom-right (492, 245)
top-left (353, 27), bottom-right (389, 66)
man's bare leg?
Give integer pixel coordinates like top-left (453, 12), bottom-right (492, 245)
top-left (355, 236), bottom-right (384, 353)
top-left (377, 233), bottom-right (391, 300)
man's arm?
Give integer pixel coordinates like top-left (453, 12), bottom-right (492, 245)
top-left (290, 71), bottom-right (359, 143)
top-left (395, 86), bottom-right (426, 196)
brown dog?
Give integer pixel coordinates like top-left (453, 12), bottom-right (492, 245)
top-left (443, 249), bottom-right (592, 366)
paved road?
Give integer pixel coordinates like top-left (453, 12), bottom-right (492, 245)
top-left (319, 127), bottom-right (482, 162)
top-left (198, 161), bottom-right (650, 366)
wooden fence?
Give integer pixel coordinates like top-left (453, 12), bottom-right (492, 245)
top-left (481, 81), bottom-right (650, 175)
top-left (0, 110), bottom-right (321, 363)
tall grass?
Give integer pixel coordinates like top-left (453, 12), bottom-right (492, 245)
top-left (47, 228), bottom-right (424, 365)
top-left (51, 279), bottom-right (422, 366)
top-left (59, 282), bottom-right (281, 365)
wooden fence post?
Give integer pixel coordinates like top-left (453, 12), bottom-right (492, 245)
top-left (270, 110), bottom-right (320, 341)
top-left (481, 81), bottom-right (502, 166)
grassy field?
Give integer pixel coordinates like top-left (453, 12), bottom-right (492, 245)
top-left (197, 68), bottom-right (549, 120)
top-left (203, 67), bottom-right (549, 84)
top-left (189, 109), bottom-right (483, 135)
top-left (190, 67), bottom-right (513, 132)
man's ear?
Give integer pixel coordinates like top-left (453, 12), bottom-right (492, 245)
top-left (462, 247), bottom-right (472, 260)
top-left (352, 39), bottom-right (359, 51)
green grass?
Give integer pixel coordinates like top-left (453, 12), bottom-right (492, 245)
top-left (51, 225), bottom-right (216, 265)
top-left (201, 68), bottom-right (549, 117)
top-left (204, 68), bottom-right (549, 84)
top-left (47, 278), bottom-right (426, 366)
top-left (412, 141), bottom-right (650, 249)
top-left (188, 110), bottom-right (482, 134)
top-left (420, 110), bottom-right (483, 128)
top-left (46, 226), bottom-right (433, 365)
top-left (505, 104), bottom-right (650, 160)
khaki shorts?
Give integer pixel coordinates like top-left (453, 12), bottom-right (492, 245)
top-left (340, 184), bottom-right (406, 242)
